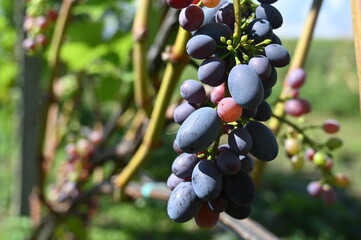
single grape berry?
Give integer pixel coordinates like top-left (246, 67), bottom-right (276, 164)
top-left (322, 119), bottom-right (340, 134)
top-left (179, 5), bottom-right (204, 32)
top-left (167, 0), bottom-right (193, 9)
top-left (284, 138), bottom-right (300, 156)
top-left (217, 97), bottom-right (243, 122)
top-left (202, 0), bottom-right (221, 8)
top-left (180, 79), bottom-right (206, 104)
top-left (307, 181), bottom-right (322, 197)
top-left (210, 83), bottom-right (225, 104)
top-left (286, 68), bottom-right (306, 89)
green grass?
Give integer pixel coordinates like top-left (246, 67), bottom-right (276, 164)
top-left (1, 39), bottom-right (361, 239)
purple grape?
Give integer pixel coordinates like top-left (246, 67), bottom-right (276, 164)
top-left (194, 22), bottom-right (232, 48)
top-left (167, 0), bottom-right (193, 9)
top-left (262, 66), bottom-right (277, 89)
top-left (198, 57), bottom-right (226, 86)
top-left (179, 5), bottom-right (204, 32)
top-left (180, 79), bottom-right (206, 104)
top-left (254, 100), bottom-right (272, 121)
top-left (201, 0), bottom-right (230, 27)
top-left (248, 55), bottom-right (272, 81)
top-left (245, 121), bottom-right (278, 161)
top-left (256, 4), bottom-right (283, 29)
top-left (186, 35), bottom-right (217, 59)
top-left (263, 87), bottom-right (272, 99)
top-left (264, 44), bottom-right (290, 68)
top-left (239, 154), bottom-right (254, 173)
top-left (228, 64), bottom-right (264, 109)
top-left (208, 192), bottom-right (228, 212)
top-left (192, 159), bottom-right (223, 201)
top-left (173, 102), bottom-right (198, 125)
top-left (286, 68), bottom-right (306, 89)
top-left (215, 2), bottom-right (235, 30)
top-left (285, 98), bottom-right (312, 117)
top-left (225, 201), bottom-right (252, 220)
top-left (167, 173), bottom-right (186, 191)
top-left (167, 181), bottom-right (202, 222)
top-left (228, 127), bottom-right (252, 155)
top-left (172, 153), bottom-right (199, 178)
top-left (223, 169), bottom-right (255, 205)
top-left (247, 18), bottom-right (273, 44)
top-left (176, 107), bottom-right (221, 153)
top-left (173, 139), bottom-right (183, 154)
top-left (320, 185), bottom-right (337, 205)
top-left (216, 148), bottom-right (242, 175)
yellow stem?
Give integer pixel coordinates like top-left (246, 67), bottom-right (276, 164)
top-left (115, 27), bottom-right (190, 188)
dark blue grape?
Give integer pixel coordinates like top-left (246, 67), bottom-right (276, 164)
top-left (176, 107), bottom-right (221, 153)
top-left (248, 55), bottom-right (272, 81)
top-left (167, 181), bottom-right (202, 222)
top-left (256, 4), bottom-right (283, 29)
top-left (239, 154), bottom-right (254, 173)
top-left (186, 35), bottom-right (217, 59)
top-left (263, 87), bottom-right (272, 100)
top-left (254, 100), bottom-right (272, 121)
top-left (167, 173), bottom-right (186, 191)
top-left (208, 192), bottom-right (228, 213)
top-left (173, 138), bottom-right (183, 154)
top-left (173, 102), bottom-right (198, 125)
top-left (225, 201), bottom-right (252, 220)
top-left (195, 22), bottom-right (232, 47)
top-left (216, 148), bottom-right (241, 175)
top-left (228, 127), bottom-right (252, 155)
top-left (179, 5), bottom-right (204, 32)
top-left (180, 79), bottom-right (206, 104)
top-left (247, 18), bottom-right (273, 44)
top-left (192, 159), bottom-right (222, 201)
top-left (257, 0), bottom-right (278, 4)
top-left (215, 2), bottom-right (235, 30)
top-left (198, 57), bottom-right (226, 86)
top-left (223, 169), bottom-right (255, 205)
top-left (172, 153), bottom-right (199, 178)
top-left (272, 34), bottom-right (282, 45)
top-left (245, 121), bottom-right (278, 161)
top-left (262, 66), bottom-right (277, 89)
top-left (228, 64), bottom-right (264, 109)
top-left (241, 108), bottom-right (257, 119)
top-left (264, 44), bottom-right (290, 68)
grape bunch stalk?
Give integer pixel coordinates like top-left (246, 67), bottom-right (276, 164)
top-left (166, 0), bottom-right (290, 228)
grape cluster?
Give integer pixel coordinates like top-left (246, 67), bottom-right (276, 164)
top-left (166, 0), bottom-right (289, 227)
top-left (280, 68), bottom-right (349, 203)
top-left (23, 0), bottom-right (58, 53)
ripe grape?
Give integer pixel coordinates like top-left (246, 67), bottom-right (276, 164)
top-left (208, 192), bottom-right (228, 212)
top-left (179, 5), bottom-right (204, 31)
top-left (225, 202), bottom-right (251, 220)
top-left (228, 127), bottom-right (252, 155)
top-left (173, 102), bottom-right (198, 125)
top-left (186, 35), bottom-right (217, 59)
top-left (172, 153), bottom-right (199, 178)
top-left (263, 87), bottom-right (272, 100)
top-left (247, 18), bottom-right (273, 44)
top-left (180, 79), bottom-right (206, 104)
top-left (167, 173), bottom-right (186, 191)
top-left (215, 2), bottom-right (235, 29)
top-left (256, 4), bottom-right (283, 29)
top-left (264, 44), bottom-right (290, 68)
top-left (192, 159), bottom-right (223, 201)
top-left (216, 148), bottom-right (242, 175)
top-left (223, 169), bottom-right (255, 205)
top-left (167, 0), bottom-right (193, 9)
top-left (304, 148), bottom-right (315, 161)
top-left (239, 154), bottom-right (254, 173)
top-left (334, 173), bottom-right (350, 188)
top-left (254, 100), bottom-right (272, 121)
top-left (167, 181), bottom-right (202, 222)
top-left (322, 119), bottom-right (340, 134)
top-left (262, 66), bottom-right (278, 89)
top-left (245, 121), bottom-right (278, 161)
top-left (198, 57), bottom-right (226, 86)
top-left (228, 64), bottom-right (264, 109)
top-left (286, 68), bottom-right (306, 89)
top-left (201, 0), bottom-right (230, 26)
top-left (320, 185), bottom-right (337, 205)
top-left (176, 107), bottom-right (221, 153)
top-left (195, 22), bottom-right (232, 47)
top-left (217, 97), bottom-right (243, 122)
top-left (248, 55), bottom-right (272, 81)
top-left (257, 0), bottom-right (278, 4)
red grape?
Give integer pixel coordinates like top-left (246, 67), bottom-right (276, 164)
top-left (322, 119), bottom-right (340, 134)
top-left (217, 97), bottom-right (243, 122)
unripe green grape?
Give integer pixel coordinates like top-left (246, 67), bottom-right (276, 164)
top-left (313, 151), bottom-right (327, 166)
top-left (326, 137), bottom-right (343, 150)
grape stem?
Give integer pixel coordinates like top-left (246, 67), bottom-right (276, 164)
top-left (233, 0), bottom-right (242, 46)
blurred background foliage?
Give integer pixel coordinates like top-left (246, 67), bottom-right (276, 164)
top-left (0, 0), bottom-right (360, 239)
